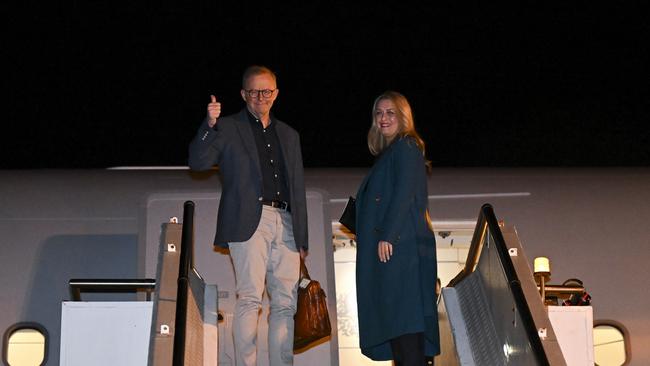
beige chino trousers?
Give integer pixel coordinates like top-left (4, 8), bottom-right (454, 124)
top-left (229, 205), bottom-right (301, 366)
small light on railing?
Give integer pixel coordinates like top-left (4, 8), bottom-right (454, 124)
top-left (534, 257), bottom-right (550, 273)
top-left (534, 256), bottom-right (551, 303)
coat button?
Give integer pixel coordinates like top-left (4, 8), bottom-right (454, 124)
top-left (258, 197), bottom-right (263, 201)
top-left (375, 196), bottom-right (381, 202)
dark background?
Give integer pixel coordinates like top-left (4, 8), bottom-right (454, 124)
top-left (5, 2), bottom-right (649, 168)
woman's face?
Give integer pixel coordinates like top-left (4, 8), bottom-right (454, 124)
top-left (374, 98), bottom-right (400, 141)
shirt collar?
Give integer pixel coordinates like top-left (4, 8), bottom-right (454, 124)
top-left (245, 108), bottom-right (273, 127)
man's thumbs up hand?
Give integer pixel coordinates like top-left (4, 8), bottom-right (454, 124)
top-left (207, 95), bottom-right (221, 127)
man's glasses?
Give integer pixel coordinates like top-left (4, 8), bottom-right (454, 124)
top-left (245, 89), bottom-right (276, 98)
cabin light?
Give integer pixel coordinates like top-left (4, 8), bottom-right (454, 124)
top-left (438, 231), bottom-right (451, 239)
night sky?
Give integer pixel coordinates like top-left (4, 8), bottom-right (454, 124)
top-left (5, 3), bottom-right (649, 169)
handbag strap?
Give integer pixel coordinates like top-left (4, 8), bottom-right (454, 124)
top-left (299, 258), bottom-right (312, 281)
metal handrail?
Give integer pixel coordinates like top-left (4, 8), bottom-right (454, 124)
top-left (447, 204), bottom-right (489, 287)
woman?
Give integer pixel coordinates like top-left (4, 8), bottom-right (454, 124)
top-left (355, 91), bottom-right (439, 365)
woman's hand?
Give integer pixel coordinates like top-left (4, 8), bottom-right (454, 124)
top-left (378, 240), bottom-right (393, 262)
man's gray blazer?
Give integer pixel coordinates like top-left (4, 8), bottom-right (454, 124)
top-left (188, 109), bottom-right (308, 250)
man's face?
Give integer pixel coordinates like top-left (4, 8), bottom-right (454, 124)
top-left (240, 73), bottom-right (278, 118)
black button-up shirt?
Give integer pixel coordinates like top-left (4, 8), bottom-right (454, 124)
top-left (246, 110), bottom-right (290, 204)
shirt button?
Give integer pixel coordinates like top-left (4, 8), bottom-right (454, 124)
top-left (274, 174), bottom-right (278, 178)
top-left (267, 144), bottom-right (271, 147)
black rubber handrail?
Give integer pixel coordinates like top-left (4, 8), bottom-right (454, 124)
top-left (482, 204), bottom-right (549, 366)
top-left (172, 200), bottom-right (195, 366)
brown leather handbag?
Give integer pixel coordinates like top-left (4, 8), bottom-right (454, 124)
top-left (293, 259), bottom-right (332, 351)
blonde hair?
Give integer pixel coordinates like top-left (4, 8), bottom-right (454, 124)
top-left (367, 91), bottom-right (427, 159)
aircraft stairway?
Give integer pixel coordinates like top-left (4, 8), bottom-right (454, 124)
top-left (436, 204), bottom-right (568, 365)
top-left (60, 201), bottom-right (218, 366)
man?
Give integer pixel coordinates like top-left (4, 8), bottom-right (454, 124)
top-left (188, 65), bottom-right (308, 366)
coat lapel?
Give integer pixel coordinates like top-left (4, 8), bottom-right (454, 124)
top-left (234, 109), bottom-right (262, 180)
top-left (356, 142), bottom-right (395, 198)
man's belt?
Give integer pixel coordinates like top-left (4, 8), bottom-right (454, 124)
top-left (261, 200), bottom-right (290, 211)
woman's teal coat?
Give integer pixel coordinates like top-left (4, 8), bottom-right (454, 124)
top-left (355, 136), bottom-right (440, 360)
